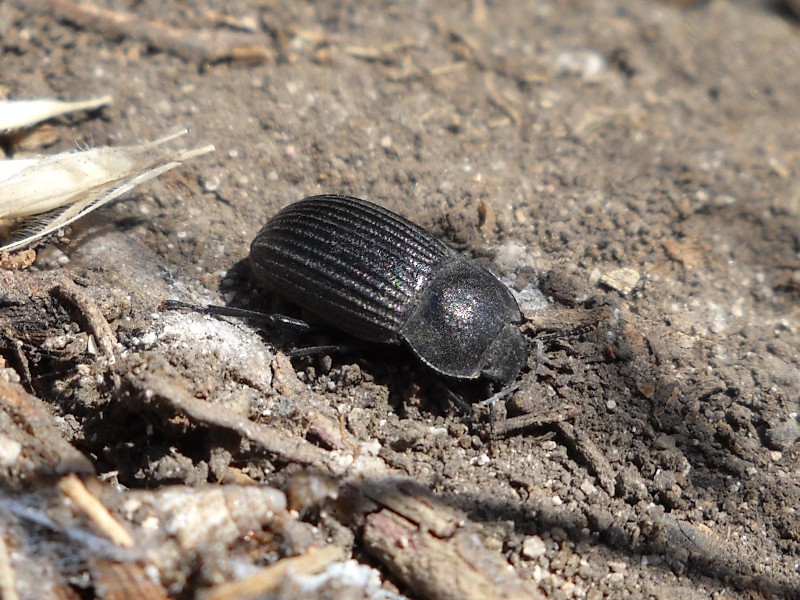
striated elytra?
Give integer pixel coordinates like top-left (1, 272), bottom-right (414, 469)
top-left (250, 194), bottom-right (528, 384)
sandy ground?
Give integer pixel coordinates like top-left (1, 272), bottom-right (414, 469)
top-left (1, 0), bottom-right (799, 598)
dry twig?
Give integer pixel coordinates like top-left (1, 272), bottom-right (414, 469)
top-left (57, 474), bottom-right (134, 547)
top-left (15, 0), bottom-right (272, 63)
top-left (488, 405), bottom-right (580, 438)
top-left (54, 279), bottom-right (118, 362)
top-left (0, 530), bottom-right (19, 600)
top-left (128, 371), bottom-right (339, 472)
top-left (364, 510), bottom-right (544, 600)
top-left (555, 422), bottom-right (616, 495)
top-left (204, 546), bottom-right (345, 600)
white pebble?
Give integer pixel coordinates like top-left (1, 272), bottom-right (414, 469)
top-left (521, 535), bottom-right (547, 559)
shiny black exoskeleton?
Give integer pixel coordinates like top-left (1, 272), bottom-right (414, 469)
top-left (250, 195), bottom-right (527, 384)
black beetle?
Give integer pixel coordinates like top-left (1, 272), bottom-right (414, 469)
top-left (249, 194), bottom-right (528, 384)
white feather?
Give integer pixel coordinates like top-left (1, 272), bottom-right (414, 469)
top-left (0, 96), bottom-right (113, 131)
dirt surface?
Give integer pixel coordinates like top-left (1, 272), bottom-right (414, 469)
top-left (1, 0), bottom-right (800, 598)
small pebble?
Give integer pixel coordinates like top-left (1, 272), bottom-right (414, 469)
top-left (608, 560), bottom-right (627, 573)
top-left (600, 267), bottom-right (640, 296)
top-left (522, 535), bottom-right (547, 559)
top-left (0, 436), bottom-right (22, 467)
top-left (608, 572), bottom-right (625, 587)
top-left (765, 417), bottom-right (800, 451)
top-left (203, 175), bottom-right (221, 192)
top-left (554, 50), bottom-right (607, 79)
top-left (654, 434), bottom-right (677, 450)
top-left (475, 453), bottom-right (491, 466)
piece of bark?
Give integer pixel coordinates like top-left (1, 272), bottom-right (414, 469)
top-left (359, 478), bottom-right (463, 538)
top-left (203, 546), bottom-right (345, 600)
top-left (0, 377), bottom-right (94, 479)
top-left (363, 509), bottom-right (543, 600)
top-left (127, 371), bottom-right (339, 472)
top-left (556, 421), bottom-right (616, 496)
top-left (90, 559), bottom-right (170, 600)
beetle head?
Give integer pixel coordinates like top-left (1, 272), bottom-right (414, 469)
top-left (478, 323), bottom-right (528, 384)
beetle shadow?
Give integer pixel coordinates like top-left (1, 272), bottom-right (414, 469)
top-left (334, 474), bottom-right (798, 599)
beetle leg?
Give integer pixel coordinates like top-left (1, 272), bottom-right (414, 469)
top-left (477, 382), bottom-right (521, 408)
top-left (161, 299), bottom-right (311, 333)
top-left (287, 342), bottom-right (365, 358)
top-left (440, 385), bottom-right (470, 413)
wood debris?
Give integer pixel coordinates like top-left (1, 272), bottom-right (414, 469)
top-left (599, 267), bottom-right (641, 296)
top-left (14, 0), bottom-right (273, 64)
